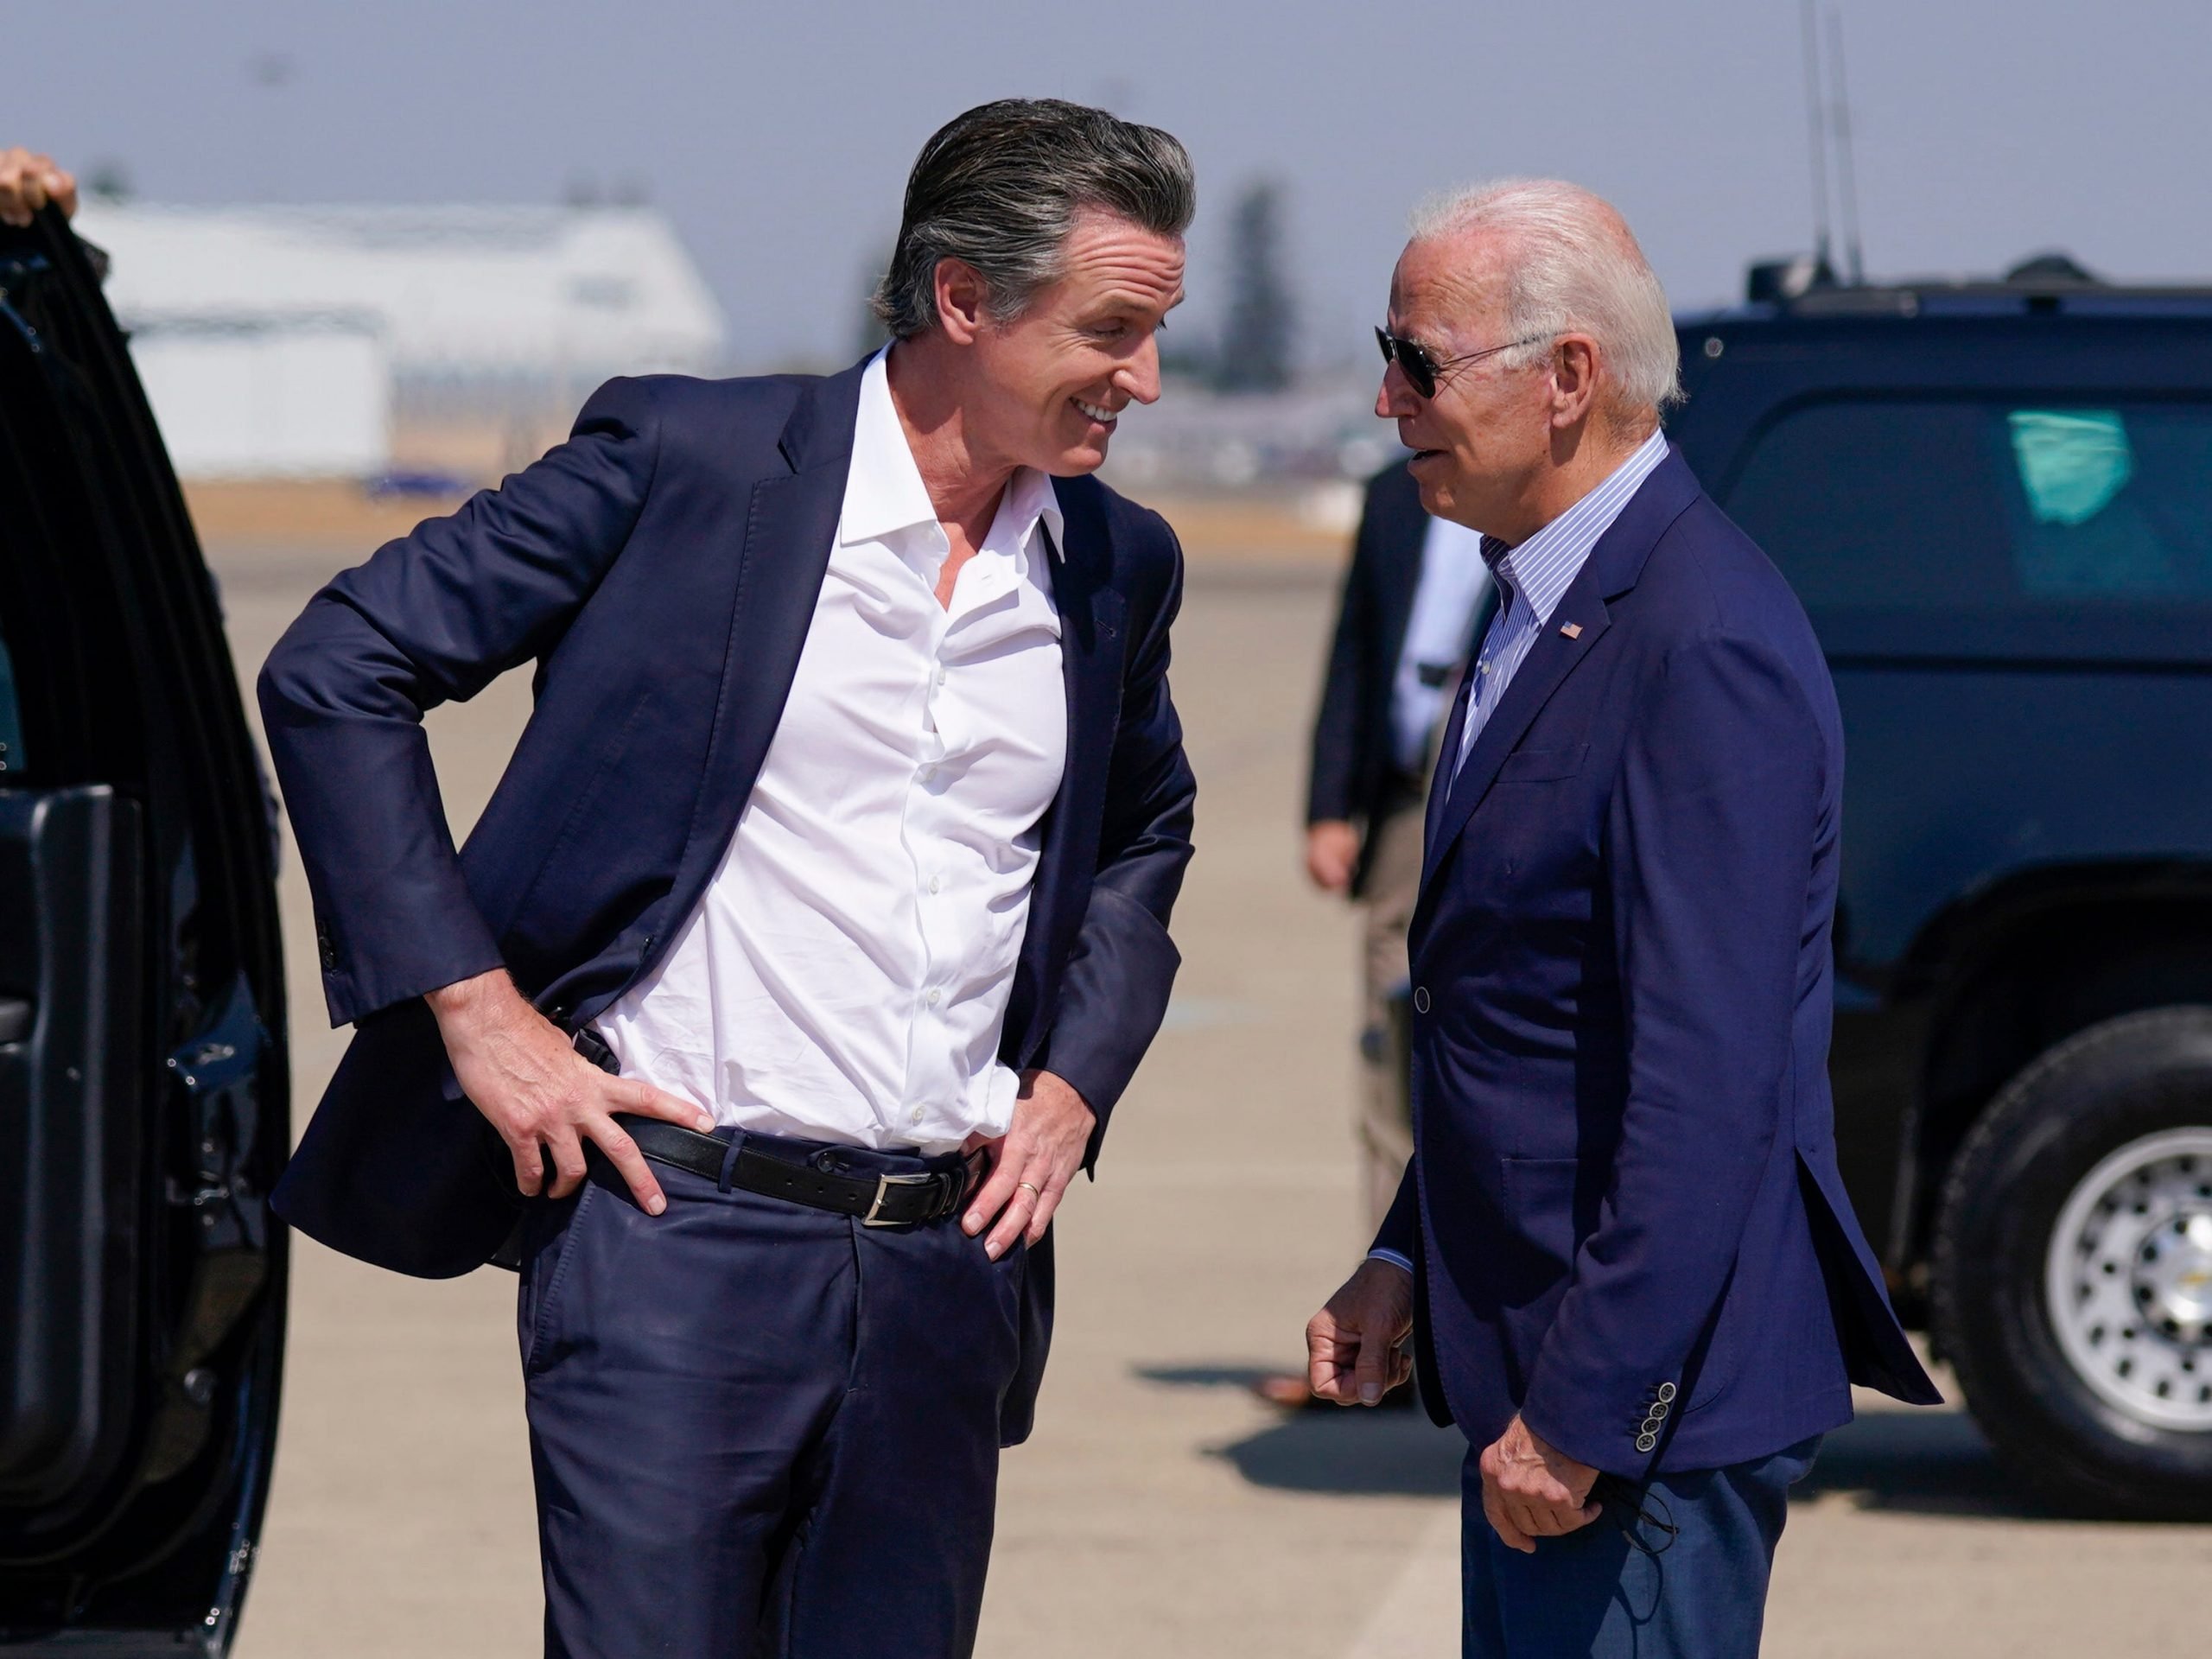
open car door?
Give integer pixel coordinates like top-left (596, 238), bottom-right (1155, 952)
top-left (0, 207), bottom-right (287, 1653)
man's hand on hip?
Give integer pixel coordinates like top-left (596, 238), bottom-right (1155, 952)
top-left (1478, 1413), bottom-right (1601, 1554)
top-left (1306, 1256), bottom-right (1414, 1404)
top-left (426, 968), bottom-right (715, 1216)
top-left (961, 1069), bottom-right (1095, 1260)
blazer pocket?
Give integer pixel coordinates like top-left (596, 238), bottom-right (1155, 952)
top-left (1496, 743), bottom-right (1590, 783)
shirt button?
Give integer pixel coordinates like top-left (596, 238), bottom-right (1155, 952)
top-left (935, 667), bottom-right (948, 687)
top-left (926, 988), bottom-right (942, 1007)
top-left (928, 874), bottom-right (942, 894)
top-left (1413, 987), bottom-right (1432, 1014)
top-left (911, 1107), bottom-right (925, 1125)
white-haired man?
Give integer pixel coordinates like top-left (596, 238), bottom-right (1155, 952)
top-left (1304, 181), bottom-right (1938, 1656)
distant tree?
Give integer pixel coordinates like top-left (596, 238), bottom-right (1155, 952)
top-left (85, 159), bottom-right (132, 203)
top-left (1215, 179), bottom-right (1295, 393)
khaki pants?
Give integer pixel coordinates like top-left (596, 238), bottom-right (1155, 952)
top-left (1356, 798), bottom-right (1425, 1236)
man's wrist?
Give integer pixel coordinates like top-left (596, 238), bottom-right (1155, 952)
top-left (425, 966), bottom-right (518, 1022)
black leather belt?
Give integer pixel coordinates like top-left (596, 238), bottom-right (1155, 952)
top-left (573, 1028), bottom-right (973, 1228)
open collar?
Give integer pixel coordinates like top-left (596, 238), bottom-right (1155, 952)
top-left (838, 346), bottom-right (1065, 562)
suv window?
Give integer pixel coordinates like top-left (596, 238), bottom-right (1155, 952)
top-left (1720, 399), bottom-right (2212, 613)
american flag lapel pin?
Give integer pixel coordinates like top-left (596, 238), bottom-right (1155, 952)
top-left (1560, 622), bottom-right (1583, 639)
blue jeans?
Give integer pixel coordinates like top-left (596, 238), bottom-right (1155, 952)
top-left (1461, 1435), bottom-right (1822, 1658)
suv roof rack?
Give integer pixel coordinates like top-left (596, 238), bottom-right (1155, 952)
top-left (1734, 250), bottom-right (2212, 318)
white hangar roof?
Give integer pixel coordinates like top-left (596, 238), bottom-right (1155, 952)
top-left (72, 202), bottom-right (729, 378)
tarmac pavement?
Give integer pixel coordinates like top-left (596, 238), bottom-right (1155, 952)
top-left (206, 518), bottom-right (2212, 1657)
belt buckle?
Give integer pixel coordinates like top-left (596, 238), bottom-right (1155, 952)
top-left (861, 1170), bottom-right (938, 1228)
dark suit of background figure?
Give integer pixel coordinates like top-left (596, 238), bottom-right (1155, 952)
top-left (258, 359), bottom-right (1193, 1652)
top-left (1375, 449), bottom-right (1940, 1653)
top-left (1308, 460), bottom-right (1497, 1230)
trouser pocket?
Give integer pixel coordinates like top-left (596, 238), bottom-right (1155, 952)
top-left (518, 1183), bottom-right (597, 1375)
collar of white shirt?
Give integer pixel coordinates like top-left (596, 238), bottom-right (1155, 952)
top-left (840, 347), bottom-right (1066, 564)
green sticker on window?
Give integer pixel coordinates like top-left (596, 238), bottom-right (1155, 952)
top-left (2008, 409), bottom-right (2134, 526)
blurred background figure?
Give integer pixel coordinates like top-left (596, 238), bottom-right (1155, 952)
top-left (1252, 455), bottom-right (1496, 1411)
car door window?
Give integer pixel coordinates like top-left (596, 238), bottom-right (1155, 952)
top-left (2006, 407), bottom-right (2212, 599)
top-left (0, 627), bottom-right (21, 777)
top-left (1718, 397), bottom-right (2212, 658)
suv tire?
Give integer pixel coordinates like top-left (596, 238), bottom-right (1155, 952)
top-left (1932, 1006), bottom-right (2212, 1519)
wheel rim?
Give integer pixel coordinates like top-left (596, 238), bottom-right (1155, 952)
top-left (2045, 1128), bottom-right (2212, 1432)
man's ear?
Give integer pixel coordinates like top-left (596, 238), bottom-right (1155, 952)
top-left (933, 257), bottom-right (989, 346)
top-left (1548, 334), bottom-right (1603, 430)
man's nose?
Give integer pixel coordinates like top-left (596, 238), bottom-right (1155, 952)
top-left (1118, 335), bottom-right (1163, 406)
top-left (1376, 361), bottom-right (1416, 420)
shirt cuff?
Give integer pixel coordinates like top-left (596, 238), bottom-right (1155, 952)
top-left (980, 1061), bottom-right (1023, 1140)
top-left (1366, 1247), bottom-right (1414, 1274)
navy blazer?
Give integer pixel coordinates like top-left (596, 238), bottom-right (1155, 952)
top-left (259, 359), bottom-right (1196, 1443)
top-left (1375, 448), bottom-right (1938, 1479)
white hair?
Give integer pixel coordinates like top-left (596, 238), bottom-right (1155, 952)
top-left (1410, 178), bottom-right (1682, 419)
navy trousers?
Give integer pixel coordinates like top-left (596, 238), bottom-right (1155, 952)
top-left (1460, 1436), bottom-right (1821, 1658)
top-left (516, 1133), bottom-right (1027, 1658)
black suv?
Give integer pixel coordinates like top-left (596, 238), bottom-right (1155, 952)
top-left (0, 213), bottom-right (288, 1651)
top-left (1669, 262), bottom-right (2212, 1518)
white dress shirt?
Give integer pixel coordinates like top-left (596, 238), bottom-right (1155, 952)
top-left (597, 350), bottom-right (1068, 1154)
top-left (1389, 513), bottom-right (1494, 772)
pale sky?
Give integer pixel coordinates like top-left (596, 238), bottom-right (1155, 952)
top-left (18, 0), bottom-right (2211, 370)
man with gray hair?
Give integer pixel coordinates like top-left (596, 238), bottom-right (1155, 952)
top-left (1304, 181), bottom-right (1937, 1655)
top-left (260, 99), bottom-right (1195, 1656)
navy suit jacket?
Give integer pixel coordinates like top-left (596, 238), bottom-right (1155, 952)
top-left (1375, 448), bottom-right (1938, 1479)
top-left (259, 359), bottom-right (1196, 1444)
top-left (1306, 462), bottom-right (1427, 865)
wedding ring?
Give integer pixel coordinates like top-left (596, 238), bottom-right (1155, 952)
top-left (1018, 1180), bottom-right (1041, 1200)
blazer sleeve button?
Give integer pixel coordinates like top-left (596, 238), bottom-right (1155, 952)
top-left (1413, 986), bottom-right (1432, 1014)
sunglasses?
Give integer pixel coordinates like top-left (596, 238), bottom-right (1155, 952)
top-left (1374, 326), bottom-right (1550, 399)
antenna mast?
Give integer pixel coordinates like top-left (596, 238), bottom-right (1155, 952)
top-left (1827, 8), bottom-right (1866, 283)
top-left (1799, 0), bottom-right (1833, 271)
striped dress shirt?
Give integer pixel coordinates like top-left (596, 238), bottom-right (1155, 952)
top-left (1451, 428), bottom-right (1670, 778)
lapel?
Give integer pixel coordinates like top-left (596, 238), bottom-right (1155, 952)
top-left (658, 359), bottom-right (868, 938)
top-left (1009, 482), bottom-right (1124, 1062)
top-left (1046, 504), bottom-right (1127, 842)
top-left (1422, 658), bottom-right (1479, 859)
top-left (1414, 449), bottom-right (1703, 907)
